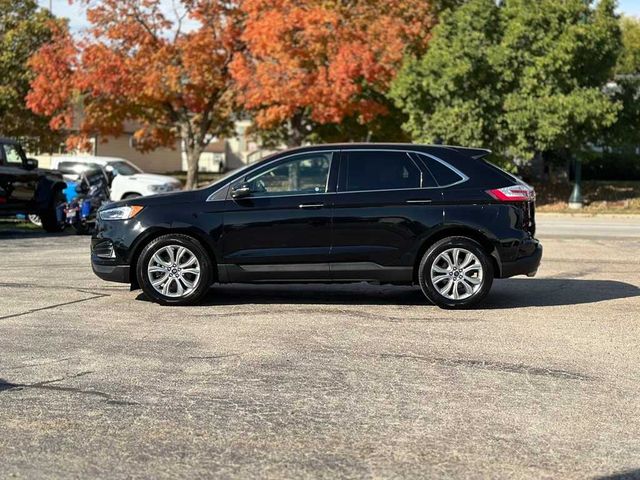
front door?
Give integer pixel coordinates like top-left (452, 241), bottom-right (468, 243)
top-left (221, 150), bottom-right (337, 282)
top-left (0, 143), bottom-right (38, 213)
top-left (330, 149), bottom-right (444, 283)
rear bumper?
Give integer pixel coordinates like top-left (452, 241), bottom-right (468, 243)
top-left (499, 242), bottom-right (543, 278)
top-left (92, 260), bottom-right (130, 284)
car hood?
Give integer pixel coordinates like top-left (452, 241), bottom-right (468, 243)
top-left (124, 173), bottom-right (181, 185)
top-left (35, 168), bottom-right (64, 180)
top-left (105, 188), bottom-right (206, 209)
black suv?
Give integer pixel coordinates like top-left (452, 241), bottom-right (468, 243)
top-left (0, 138), bottom-right (66, 232)
top-left (91, 144), bottom-right (542, 309)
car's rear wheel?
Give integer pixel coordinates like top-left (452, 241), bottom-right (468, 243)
top-left (40, 188), bottom-right (66, 233)
top-left (418, 236), bottom-right (494, 309)
top-left (137, 234), bottom-right (213, 306)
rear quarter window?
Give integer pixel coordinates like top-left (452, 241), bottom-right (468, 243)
top-left (417, 154), bottom-right (464, 187)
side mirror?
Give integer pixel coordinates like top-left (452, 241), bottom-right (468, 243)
top-left (231, 183), bottom-right (252, 199)
top-left (25, 158), bottom-right (38, 170)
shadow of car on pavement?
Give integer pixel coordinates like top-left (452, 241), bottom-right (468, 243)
top-left (136, 278), bottom-right (639, 308)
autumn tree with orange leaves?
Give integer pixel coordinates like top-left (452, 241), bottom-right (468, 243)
top-left (231, 0), bottom-right (435, 146)
top-left (27, 0), bottom-right (242, 189)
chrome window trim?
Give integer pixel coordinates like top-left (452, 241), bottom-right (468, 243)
top-left (206, 150), bottom-right (338, 202)
top-left (206, 147), bottom-right (468, 201)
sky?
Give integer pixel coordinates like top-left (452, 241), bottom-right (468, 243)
top-left (38, 0), bottom-right (640, 33)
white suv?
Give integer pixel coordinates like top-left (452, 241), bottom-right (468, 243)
top-left (50, 156), bottom-right (182, 201)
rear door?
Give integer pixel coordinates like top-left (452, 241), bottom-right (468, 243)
top-left (330, 149), bottom-right (444, 282)
top-left (221, 150), bottom-right (337, 281)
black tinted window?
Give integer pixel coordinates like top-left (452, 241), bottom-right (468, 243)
top-left (419, 154), bottom-right (463, 186)
top-left (344, 151), bottom-right (421, 192)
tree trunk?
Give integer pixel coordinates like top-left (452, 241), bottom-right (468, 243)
top-left (286, 112), bottom-right (306, 147)
top-left (181, 123), bottom-right (204, 191)
top-left (184, 144), bottom-right (202, 190)
top-left (530, 150), bottom-right (546, 181)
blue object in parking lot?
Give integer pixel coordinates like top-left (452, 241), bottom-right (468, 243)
top-left (81, 199), bottom-right (92, 219)
top-left (64, 181), bottom-right (79, 202)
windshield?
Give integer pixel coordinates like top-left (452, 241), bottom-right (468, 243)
top-left (203, 161), bottom-right (258, 190)
top-left (108, 161), bottom-right (142, 176)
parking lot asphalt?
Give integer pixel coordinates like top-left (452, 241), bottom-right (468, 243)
top-left (0, 215), bottom-right (639, 479)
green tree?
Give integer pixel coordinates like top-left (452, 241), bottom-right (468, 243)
top-left (0, 0), bottom-right (63, 150)
top-left (391, 0), bottom-right (623, 175)
top-left (617, 16), bottom-right (640, 75)
top-left (604, 16), bottom-right (640, 148)
top-left (390, 0), bottom-right (502, 149)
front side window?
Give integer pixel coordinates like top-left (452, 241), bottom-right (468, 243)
top-left (343, 151), bottom-right (422, 192)
top-left (245, 152), bottom-right (332, 196)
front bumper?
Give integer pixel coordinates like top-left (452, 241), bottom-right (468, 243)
top-left (500, 242), bottom-right (543, 278)
top-left (92, 260), bottom-right (130, 283)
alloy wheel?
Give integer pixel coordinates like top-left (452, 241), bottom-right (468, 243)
top-left (430, 247), bottom-right (484, 301)
top-left (147, 245), bottom-right (201, 298)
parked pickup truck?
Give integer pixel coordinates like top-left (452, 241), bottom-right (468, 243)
top-left (50, 156), bottom-right (182, 201)
top-left (0, 138), bottom-right (66, 232)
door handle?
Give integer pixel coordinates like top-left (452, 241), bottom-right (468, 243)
top-left (406, 199), bottom-right (433, 204)
top-left (299, 203), bottom-right (324, 209)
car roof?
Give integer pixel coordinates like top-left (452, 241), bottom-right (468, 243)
top-left (0, 137), bottom-right (19, 145)
top-left (275, 143), bottom-right (491, 157)
top-left (52, 156), bottom-right (129, 165)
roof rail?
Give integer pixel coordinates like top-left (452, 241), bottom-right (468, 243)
top-left (445, 146), bottom-right (492, 160)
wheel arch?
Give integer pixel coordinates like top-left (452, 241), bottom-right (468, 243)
top-left (121, 192), bottom-right (142, 200)
top-left (413, 226), bottom-right (501, 284)
top-left (128, 227), bottom-right (219, 289)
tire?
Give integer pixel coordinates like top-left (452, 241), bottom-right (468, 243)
top-left (40, 188), bottom-right (66, 233)
top-left (136, 234), bottom-right (213, 306)
top-left (418, 236), bottom-right (494, 309)
top-left (72, 221), bottom-right (92, 235)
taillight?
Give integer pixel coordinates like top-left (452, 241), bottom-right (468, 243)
top-left (487, 184), bottom-right (535, 202)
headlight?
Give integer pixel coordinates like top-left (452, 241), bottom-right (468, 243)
top-left (99, 205), bottom-right (144, 221)
top-left (148, 184), bottom-right (167, 193)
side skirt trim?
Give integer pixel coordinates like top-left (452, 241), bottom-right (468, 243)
top-left (218, 262), bottom-right (413, 284)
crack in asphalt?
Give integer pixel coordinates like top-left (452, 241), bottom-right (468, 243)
top-left (0, 371), bottom-right (139, 406)
top-left (0, 282), bottom-right (124, 292)
top-left (0, 290), bottom-right (110, 321)
top-left (188, 353), bottom-right (242, 360)
top-left (0, 282), bottom-right (129, 293)
top-left (194, 308), bottom-right (481, 323)
top-left (377, 353), bottom-right (591, 381)
top-left (4, 357), bottom-right (74, 371)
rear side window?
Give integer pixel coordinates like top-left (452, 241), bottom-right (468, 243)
top-left (417, 154), bottom-right (465, 187)
top-left (342, 151), bottom-right (422, 192)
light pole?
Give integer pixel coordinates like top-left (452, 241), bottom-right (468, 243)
top-left (568, 156), bottom-right (583, 209)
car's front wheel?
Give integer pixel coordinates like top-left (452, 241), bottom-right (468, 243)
top-left (137, 234), bottom-right (213, 306)
top-left (418, 236), bottom-right (494, 309)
